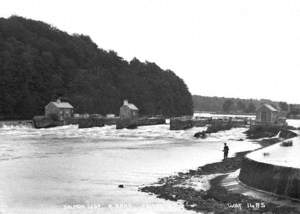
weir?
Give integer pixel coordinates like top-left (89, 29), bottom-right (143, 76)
top-left (239, 137), bottom-right (300, 199)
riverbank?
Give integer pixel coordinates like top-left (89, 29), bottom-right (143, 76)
top-left (140, 138), bottom-right (299, 213)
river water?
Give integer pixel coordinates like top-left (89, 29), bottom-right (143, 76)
top-left (0, 123), bottom-right (260, 214)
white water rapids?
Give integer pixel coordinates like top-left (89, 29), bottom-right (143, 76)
top-left (0, 123), bottom-right (260, 214)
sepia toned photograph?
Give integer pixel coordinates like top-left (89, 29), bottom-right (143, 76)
top-left (0, 0), bottom-right (300, 213)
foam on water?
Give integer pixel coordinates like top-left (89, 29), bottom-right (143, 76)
top-left (0, 124), bottom-right (204, 141)
top-left (287, 119), bottom-right (300, 128)
top-left (0, 124), bottom-right (260, 214)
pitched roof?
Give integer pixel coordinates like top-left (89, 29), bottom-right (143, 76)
top-left (261, 104), bottom-right (278, 112)
top-left (125, 103), bottom-right (138, 110)
top-left (50, 101), bottom-right (74, 109)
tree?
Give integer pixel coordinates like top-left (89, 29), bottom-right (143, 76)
top-left (0, 16), bottom-right (193, 119)
top-left (236, 100), bottom-right (246, 112)
top-left (279, 102), bottom-right (288, 111)
top-left (222, 99), bottom-right (234, 113)
top-left (246, 102), bottom-right (256, 113)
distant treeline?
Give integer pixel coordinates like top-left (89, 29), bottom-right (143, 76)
top-left (0, 16), bottom-right (193, 119)
top-left (192, 95), bottom-right (291, 114)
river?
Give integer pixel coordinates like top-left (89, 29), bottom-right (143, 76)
top-left (0, 123), bottom-right (260, 214)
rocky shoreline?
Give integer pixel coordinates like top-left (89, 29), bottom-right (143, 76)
top-left (140, 139), bottom-right (299, 213)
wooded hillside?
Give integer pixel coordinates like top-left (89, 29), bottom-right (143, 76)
top-left (0, 16), bottom-right (193, 119)
top-left (192, 95), bottom-right (290, 114)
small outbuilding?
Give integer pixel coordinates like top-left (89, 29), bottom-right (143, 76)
top-left (119, 100), bottom-right (139, 120)
top-left (255, 103), bottom-right (286, 126)
top-left (45, 99), bottom-right (74, 121)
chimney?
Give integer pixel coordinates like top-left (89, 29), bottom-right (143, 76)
top-left (57, 98), bottom-right (61, 103)
top-left (123, 100), bottom-right (128, 105)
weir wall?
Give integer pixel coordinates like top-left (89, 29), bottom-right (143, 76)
top-left (239, 156), bottom-right (300, 199)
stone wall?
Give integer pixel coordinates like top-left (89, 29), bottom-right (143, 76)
top-left (245, 125), bottom-right (297, 139)
top-left (116, 118), bottom-right (138, 129)
top-left (66, 117), bottom-right (104, 128)
top-left (33, 116), bottom-right (63, 128)
top-left (239, 156), bottom-right (300, 199)
top-left (33, 116), bottom-right (119, 129)
top-left (170, 117), bottom-right (194, 130)
top-left (136, 117), bottom-right (166, 126)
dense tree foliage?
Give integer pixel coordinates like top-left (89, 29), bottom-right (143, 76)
top-left (278, 102), bottom-right (288, 111)
top-left (245, 102), bottom-right (256, 113)
top-left (0, 16), bottom-right (193, 119)
top-left (222, 99), bottom-right (234, 113)
top-left (193, 95), bottom-right (291, 114)
top-left (236, 100), bottom-right (246, 112)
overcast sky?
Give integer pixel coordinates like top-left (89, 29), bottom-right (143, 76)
top-left (2, 0), bottom-right (300, 103)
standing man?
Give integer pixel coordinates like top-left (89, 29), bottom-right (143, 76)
top-left (223, 143), bottom-right (229, 160)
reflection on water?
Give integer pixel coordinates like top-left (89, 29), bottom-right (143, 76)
top-left (0, 124), bottom-right (259, 214)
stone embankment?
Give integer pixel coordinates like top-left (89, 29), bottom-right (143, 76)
top-left (32, 116), bottom-right (63, 128)
top-left (116, 117), bottom-right (166, 129)
top-left (239, 156), bottom-right (300, 200)
top-left (66, 117), bottom-right (105, 128)
top-left (239, 126), bottom-right (299, 200)
top-left (116, 118), bottom-right (138, 129)
top-left (33, 115), bottom-right (165, 129)
top-left (170, 116), bottom-right (249, 130)
top-left (245, 124), bottom-right (297, 139)
top-left (170, 117), bottom-right (194, 130)
top-left (136, 117), bottom-right (166, 126)
top-left (32, 116), bottom-right (115, 128)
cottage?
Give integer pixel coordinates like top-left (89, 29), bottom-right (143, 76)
top-left (119, 100), bottom-right (139, 120)
top-left (45, 99), bottom-right (74, 121)
top-left (255, 104), bottom-right (286, 126)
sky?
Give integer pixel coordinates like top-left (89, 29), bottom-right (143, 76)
top-left (1, 0), bottom-right (300, 103)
